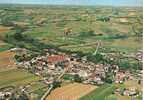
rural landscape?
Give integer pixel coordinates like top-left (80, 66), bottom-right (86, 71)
top-left (0, 1), bottom-right (143, 100)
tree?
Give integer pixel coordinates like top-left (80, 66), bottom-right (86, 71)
top-left (53, 81), bottom-right (61, 89)
top-left (74, 74), bottom-right (82, 83)
top-left (138, 80), bottom-right (141, 85)
top-left (132, 26), bottom-right (143, 37)
top-left (96, 16), bottom-right (110, 22)
top-left (118, 58), bottom-right (141, 70)
top-left (13, 25), bottom-right (26, 41)
top-left (9, 93), bottom-right (17, 100)
top-left (18, 92), bottom-right (29, 100)
top-left (87, 53), bottom-right (103, 63)
top-left (104, 72), bottom-right (114, 84)
top-left (64, 28), bottom-right (72, 36)
top-left (14, 55), bottom-right (24, 62)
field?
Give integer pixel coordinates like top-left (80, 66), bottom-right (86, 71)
top-left (124, 79), bottom-right (142, 91)
top-left (0, 25), bottom-right (11, 34)
top-left (0, 69), bottom-right (47, 99)
top-left (0, 40), bottom-right (5, 46)
top-left (0, 6), bottom-right (142, 54)
top-left (80, 84), bottom-right (116, 100)
top-left (0, 50), bottom-right (16, 71)
top-left (0, 49), bottom-right (47, 99)
top-left (46, 83), bottom-right (97, 100)
top-left (0, 69), bottom-right (39, 87)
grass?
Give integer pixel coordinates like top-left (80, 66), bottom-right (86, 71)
top-left (80, 84), bottom-right (116, 100)
top-left (0, 69), bottom-right (47, 100)
top-left (0, 43), bottom-right (13, 52)
top-left (0, 69), bottom-right (38, 87)
top-left (32, 87), bottom-right (47, 100)
top-left (63, 74), bottom-right (74, 80)
top-left (105, 37), bottom-right (142, 52)
top-left (106, 95), bottom-right (117, 100)
top-left (0, 69), bottom-right (46, 92)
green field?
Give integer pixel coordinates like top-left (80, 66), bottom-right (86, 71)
top-left (0, 43), bottom-right (13, 52)
top-left (0, 5), bottom-right (142, 54)
top-left (0, 69), bottom-right (38, 87)
top-left (80, 84), bottom-right (116, 100)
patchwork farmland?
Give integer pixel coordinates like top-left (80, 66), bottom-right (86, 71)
top-left (0, 4), bottom-right (142, 100)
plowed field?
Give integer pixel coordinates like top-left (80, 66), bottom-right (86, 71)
top-left (0, 50), bottom-right (16, 70)
top-left (46, 83), bottom-right (97, 100)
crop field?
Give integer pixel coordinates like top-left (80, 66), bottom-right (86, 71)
top-left (0, 69), bottom-right (38, 87)
top-left (0, 26), bottom-right (11, 33)
top-left (124, 79), bottom-right (142, 91)
top-left (0, 69), bottom-right (47, 98)
top-left (46, 83), bottom-right (97, 100)
top-left (0, 50), bottom-right (16, 70)
top-left (0, 44), bottom-right (13, 52)
top-left (0, 40), bottom-right (5, 46)
top-left (80, 84), bottom-right (116, 100)
top-left (0, 6), bottom-right (142, 54)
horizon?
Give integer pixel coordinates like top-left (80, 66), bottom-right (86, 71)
top-left (0, 0), bottom-right (143, 7)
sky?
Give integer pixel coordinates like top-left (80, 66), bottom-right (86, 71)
top-left (0, 0), bottom-right (143, 7)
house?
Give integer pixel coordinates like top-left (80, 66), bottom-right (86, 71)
top-left (0, 92), bottom-right (5, 99)
top-left (114, 72), bottom-right (126, 83)
top-left (115, 88), bottom-right (138, 97)
top-left (93, 77), bottom-right (104, 85)
top-left (78, 70), bottom-right (88, 77)
top-left (135, 50), bottom-right (143, 61)
top-left (81, 56), bottom-right (87, 63)
top-left (95, 64), bottom-right (106, 78)
top-left (43, 77), bottom-right (54, 85)
top-left (48, 64), bottom-right (55, 70)
top-left (123, 89), bottom-right (137, 96)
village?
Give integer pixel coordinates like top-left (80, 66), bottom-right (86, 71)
top-left (0, 47), bottom-right (142, 100)
top-left (14, 48), bottom-right (124, 85)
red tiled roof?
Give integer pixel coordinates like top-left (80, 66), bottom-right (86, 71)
top-left (47, 55), bottom-right (66, 64)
